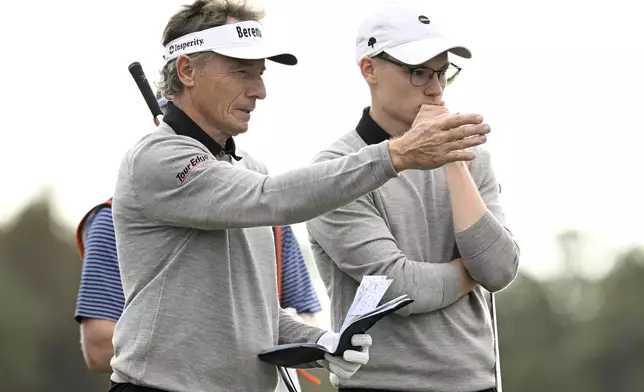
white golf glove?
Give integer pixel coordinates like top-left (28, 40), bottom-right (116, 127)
top-left (316, 331), bottom-right (372, 384)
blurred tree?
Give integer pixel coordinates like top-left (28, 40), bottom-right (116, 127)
top-left (588, 248), bottom-right (644, 392)
top-left (497, 231), bottom-right (644, 392)
top-left (0, 194), bottom-right (108, 391)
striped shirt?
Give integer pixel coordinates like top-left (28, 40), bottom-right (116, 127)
top-left (74, 208), bottom-right (320, 322)
top-left (274, 225), bottom-right (322, 314)
top-left (74, 207), bottom-right (124, 322)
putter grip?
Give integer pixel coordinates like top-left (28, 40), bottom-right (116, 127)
top-left (128, 62), bottom-right (163, 118)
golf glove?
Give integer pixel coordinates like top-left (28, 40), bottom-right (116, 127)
top-left (316, 331), bottom-right (372, 384)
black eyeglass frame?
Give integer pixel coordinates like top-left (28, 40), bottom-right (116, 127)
top-left (376, 53), bottom-right (462, 87)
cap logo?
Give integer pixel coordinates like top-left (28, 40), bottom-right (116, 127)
top-left (368, 37), bottom-right (377, 48)
top-left (168, 37), bottom-right (204, 56)
top-left (418, 15), bottom-right (430, 24)
top-left (236, 26), bottom-right (263, 38)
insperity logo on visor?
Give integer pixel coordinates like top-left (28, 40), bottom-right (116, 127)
top-left (168, 38), bottom-right (205, 55)
top-left (163, 21), bottom-right (266, 61)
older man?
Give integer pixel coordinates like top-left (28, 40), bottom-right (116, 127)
top-left (108, 1), bottom-right (491, 391)
top-left (307, 1), bottom-right (520, 391)
top-left (74, 94), bottom-right (322, 392)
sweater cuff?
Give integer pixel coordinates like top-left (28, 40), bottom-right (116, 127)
top-left (454, 210), bottom-right (503, 258)
top-left (370, 141), bottom-right (399, 185)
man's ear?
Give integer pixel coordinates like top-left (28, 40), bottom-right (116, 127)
top-left (359, 56), bottom-right (377, 85)
top-left (176, 55), bottom-right (197, 88)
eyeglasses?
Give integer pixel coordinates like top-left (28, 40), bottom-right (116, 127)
top-left (377, 53), bottom-right (462, 87)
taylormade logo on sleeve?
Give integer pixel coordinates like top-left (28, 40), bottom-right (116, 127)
top-left (176, 154), bottom-right (210, 184)
top-left (168, 37), bottom-right (205, 55)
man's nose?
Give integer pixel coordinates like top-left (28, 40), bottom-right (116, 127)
top-left (423, 74), bottom-right (443, 97)
top-left (248, 77), bottom-right (267, 100)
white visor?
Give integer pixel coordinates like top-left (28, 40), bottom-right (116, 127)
top-left (163, 21), bottom-right (297, 65)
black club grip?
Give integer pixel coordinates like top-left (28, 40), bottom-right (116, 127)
top-left (128, 62), bottom-right (163, 121)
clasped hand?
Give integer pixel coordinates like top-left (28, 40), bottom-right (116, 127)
top-left (316, 331), bottom-right (372, 384)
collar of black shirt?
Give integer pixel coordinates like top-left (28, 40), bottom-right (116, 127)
top-left (163, 102), bottom-right (242, 161)
top-left (355, 107), bottom-right (393, 146)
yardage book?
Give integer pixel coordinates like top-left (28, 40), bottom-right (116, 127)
top-left (258, 275), bottom-right (413, 367)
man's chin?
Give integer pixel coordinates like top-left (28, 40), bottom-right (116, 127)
top-left (239, 120), bottom-right (250, 132)
top-left (229, 127), bottom-right (248, 137)
top-left (228, 118), bottom-right (250, 136)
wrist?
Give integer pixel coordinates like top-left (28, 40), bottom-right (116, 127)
top-left (444, 161), bottom-right (467, 171)
top-left (444, 162), bottom-right (470, 183)
top-left (387, 138), bottom-right (407, 173)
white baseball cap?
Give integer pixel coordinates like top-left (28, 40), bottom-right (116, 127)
top-left (163, 20), bottom-right (297, 66)
top-left (355, 0), bottom-right (472, 66)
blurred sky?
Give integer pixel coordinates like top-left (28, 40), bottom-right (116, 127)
top-left (0, 0), bottom-right (642, 280)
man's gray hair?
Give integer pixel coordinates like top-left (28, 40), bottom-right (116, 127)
top-left (157, 0), bottom-right (265, 101)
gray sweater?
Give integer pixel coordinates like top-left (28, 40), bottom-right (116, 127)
top-left (307, 125), bottom-right (520, 391)
top-left (109, 122), bottom-right (398, 392)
